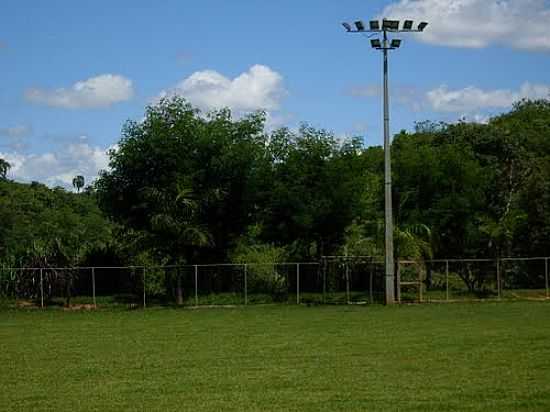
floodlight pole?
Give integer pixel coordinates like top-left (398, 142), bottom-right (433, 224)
top-left (382, 29), bottom-right (395, 305)
top-left (342, 18), bottom-right (427, 305)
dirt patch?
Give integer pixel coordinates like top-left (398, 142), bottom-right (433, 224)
top-left (63, 304), bottom-right (96, 311)
top-left (16, 300), bottom-right (37, 308)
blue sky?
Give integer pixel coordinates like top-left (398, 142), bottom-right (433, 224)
top-left (1, 0), bottom-right (549, 188)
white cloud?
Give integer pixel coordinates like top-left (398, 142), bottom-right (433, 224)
top-left (381, 0), bottom-right (550, 51)
top-left (158, 65), bottom-right (287, 115)
top-left (264, 112), bottom-right (295, 131)
top-left (426, 82), bottom-right (550, 112)
top-left (468, 114), bottom-right (491, 124)
top-left (1, 142), bottom-right (111, 189)
top-left (0, 125), bottom-right (32, 139)
top-left (0, 125), bottom-right (32, 151)
top-left (25, 74), bottom-right (134, 109)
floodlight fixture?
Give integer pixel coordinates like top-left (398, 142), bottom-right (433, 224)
top-left (369, 20), bottom-right (380, 30)
top-left (371, 39), bottom-right (382, 49)
top-left (403, 20), bottom-right (414, 30)
top-left (418, 21), bottom-right (428, 31)
top-left (342, 22), bottom-right (352, 32)
top-left (382, 19), bottom-right (399, 31)
top-left (354, 20), bottom-right (365, 31)
top-left (390, 39), bottom-right (402, 48)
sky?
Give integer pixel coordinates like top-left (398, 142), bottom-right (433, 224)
top-left (1, 0), bottom-right (549, 188)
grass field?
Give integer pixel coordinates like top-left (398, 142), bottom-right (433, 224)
top-left (1, 302), bottom-right (550, 411)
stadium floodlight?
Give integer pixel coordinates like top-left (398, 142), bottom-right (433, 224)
top-left (369, 20), bottom-right (380, 31)
top-left (371, 39), bottom-right (382, 49)
top-left (403, 20), bottom-right (414, 30)
top-left (342, 22), bottom-right (352, 32)
top-left (382, 19), bottom-right (399, 31)
top-left (354, 20), bottom-right (365, 31)
top-left (342, 17), bottom-right (428, 305)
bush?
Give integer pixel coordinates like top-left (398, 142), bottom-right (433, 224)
top-left (231, 236), bottom-right (289, 302)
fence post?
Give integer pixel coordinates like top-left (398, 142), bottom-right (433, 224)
top-left (396, 260), bottom-right (401, 304)
top-left (244, 264), bottom-right (248, 305)
top-left (322, 259), bottom-right (327, 304)
top-left (345, 261), bottom-right (350, 304)
top-left (296, 263), bottom-right (300, 305)
top-left (369, 260), bottom-right (374, 304)
top-left (496, 258), bottom-right (501, 300)
top-left (445, 260), bottom-right (449, 302)
top-left (142, 267), bottom-right (146, 308)
top-left (545, 258), bottom-right (549, 299)
top-left (194, 265), bottom-right (198, 306)
top-left (92, 267), bottom-right (96, 308)
top-left (418, 262), bottom-right (423, 303)
top-left (39, 268), bottom-right (44, 309)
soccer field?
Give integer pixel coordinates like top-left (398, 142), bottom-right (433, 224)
top-left (1, 302), bottom-right (550, 411)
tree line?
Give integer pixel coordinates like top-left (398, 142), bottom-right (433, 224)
top-left (1, 97), bottom-right (549, 291)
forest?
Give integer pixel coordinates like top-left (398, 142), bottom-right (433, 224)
top-left (1, 97), bottom-right (549, 273)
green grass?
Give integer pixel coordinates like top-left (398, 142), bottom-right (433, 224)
top-left (1, 302), bottom-right (550, 411)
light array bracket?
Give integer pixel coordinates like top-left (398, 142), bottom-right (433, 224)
top-left (342, 19), bottom-right (428, 33)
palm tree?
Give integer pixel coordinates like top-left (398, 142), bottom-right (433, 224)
top-left (340, 220), bottom-right (432, 261)
top-left (72, 175), bottom-right (85, 193)
top-left (141, 184), bottom-right (212, 305)
top-left (0, 158), bottom-right (11, 180)
top-left (394, 223), bottom-right (433, 262)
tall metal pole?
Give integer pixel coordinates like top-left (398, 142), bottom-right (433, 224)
top-left (383, 29), bottom-right (395, 305)
top-left (342, 18), bottom-right (428, 305)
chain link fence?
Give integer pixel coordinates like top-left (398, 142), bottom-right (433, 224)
top-left (398, 257), bottom-right (550, 303)
top-left (1, 257), bottom-right (548, 308)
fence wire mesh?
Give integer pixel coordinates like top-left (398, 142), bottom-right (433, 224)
top-left (501, 258), bottom-right (549, 300)
top-left (1, 257), bottom-right (548, 308)
top-left (322, 258), bottom-right (385, 304)
top-left (398, 258), bottom-right (550, 303)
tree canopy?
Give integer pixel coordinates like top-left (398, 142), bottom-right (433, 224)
top-left (2, 97), bottom-right (550, 275)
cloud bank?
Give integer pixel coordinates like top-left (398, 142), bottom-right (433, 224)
top-left (25, 74), bottom-right (134, 109)
top-left (381, 0), bottom-right (550, 51)
top-left (1, 141), bottom-right (111, 189)
top-left (427, 82), bottom-right (550, 112)
top-left (158, 65), bottom-right (287, 115)
top-left (0, 125), bottom-right (32, 151)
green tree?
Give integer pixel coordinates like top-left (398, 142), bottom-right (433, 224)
top-left (262, 125), bottom-right (367, 259)
top-left (231, 224), bottom-right (288, 302)
top-left (0, 158), bottom-right (10, 180)
top-left (72, 175), bottom-right (85, 193)
top-left (96, 97), bottom-right (270, 300)
top-left (0, 180), bottom-right (111, 266)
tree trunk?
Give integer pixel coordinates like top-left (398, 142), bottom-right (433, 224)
top-left (65, 272), bottom-right (72, 307)
top-left (425, 263), bottom-right (433, 289)
top-left (176, 269), bottom-right (184, 305)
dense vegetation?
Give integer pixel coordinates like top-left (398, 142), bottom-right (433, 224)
top-left (1, 98), bottom-right (549, 298)
top-left (0, 180), bottom-right (110, 268)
